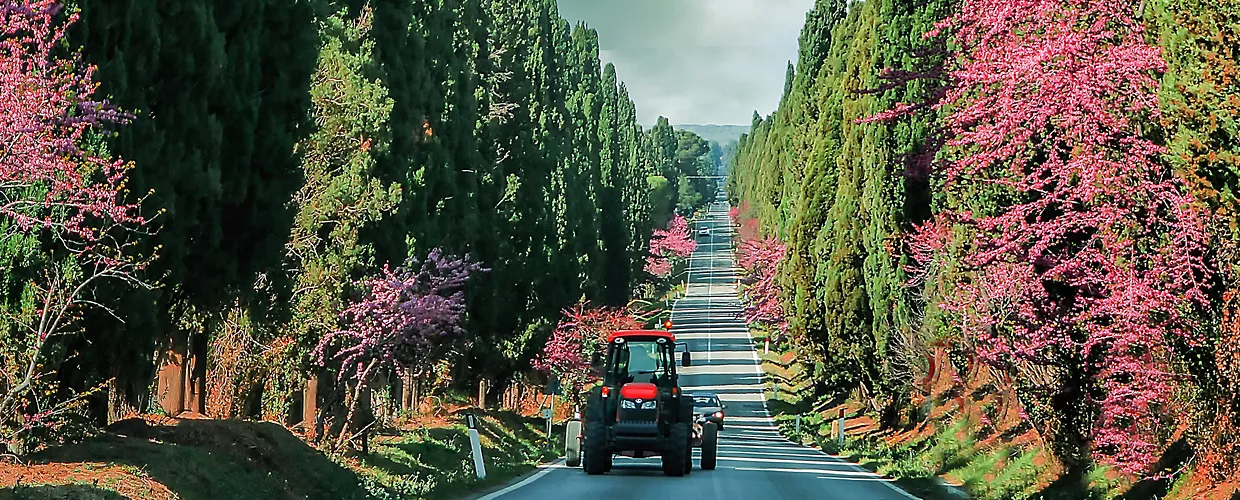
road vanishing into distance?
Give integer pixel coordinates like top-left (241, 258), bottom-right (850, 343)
top-left (479, 195), bottom-right (920, 500)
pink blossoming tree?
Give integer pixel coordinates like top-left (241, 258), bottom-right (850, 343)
top-left (1, 0), bottom-right (150, 448)
top-left (533, 301), bottom-right (640, 403)
top-left (313, 249), bottom-right (482, 445)
top-left (910, 0), bottom-right (1210, 473)
top-left (732, 207), bottom-right (787, 337)
top-left (644, 213), bottom-right (696, 278)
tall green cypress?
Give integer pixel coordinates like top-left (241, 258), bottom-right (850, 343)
top-left (728, 0), bottom-right (955, 408)
top-left (781, 61), bottom-right (796, 106)
top-left (285, 5), bottom-right (399, 370)
top-left (645, 117), bottom-right (679, 226)
top-left (70, 0), bottom-right (319, 398)
top-left (860, 0), bottom-right (953, 406)
top-left (618, 84), bottom-right (653, 285)
top-left (814, 3), bottom-right (880, 395)
top-left (782, 8), bottom-right (850, 366)
top-left (598, 64), bottom-right (632, 305)
top-left (55, 0), bottom-right (681, 410)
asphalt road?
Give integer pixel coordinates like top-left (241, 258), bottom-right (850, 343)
top-left (479, 198), bottom-right (919, 500)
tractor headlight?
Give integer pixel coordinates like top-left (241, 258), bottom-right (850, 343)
top-left (621, 399), bottom-right (637, 410)
top-left (640, 400), bottom-right (657, 410)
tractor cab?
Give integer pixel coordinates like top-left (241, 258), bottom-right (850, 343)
top-left (601, 330), bottom-right (685, 389)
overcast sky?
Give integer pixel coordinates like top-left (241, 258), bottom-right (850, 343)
top-left (557, 0), bottom-right (814, 126)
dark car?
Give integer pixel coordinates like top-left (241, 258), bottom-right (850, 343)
top-left (690, 393), bottom-right (726, 429)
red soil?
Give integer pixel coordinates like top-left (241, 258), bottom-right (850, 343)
top-left (0, 461), bottom-right (176, 499)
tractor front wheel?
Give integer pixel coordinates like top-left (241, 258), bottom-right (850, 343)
top-left (583, 416), bottom-right (610, 475)
top-left (565, 420), bottom-right (582, 467)
top-left (662, 422), bottom-right (689, 477)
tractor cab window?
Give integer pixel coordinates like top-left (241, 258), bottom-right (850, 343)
top-left (609, 339), bottom-right (672, 385)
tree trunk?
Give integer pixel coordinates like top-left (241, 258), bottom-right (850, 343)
top-left (106, 377), bottom-right (124, 424)
top-left (186, 332), bottom-right (207, 414)
top-left (336, 359), bottom-right (378, 451)
top-left (303, 375), bottom-right (320, 439)
top-left (401, 371), bottom-right (414, 411)
top-left (156, 332), bottom-right (186, 415)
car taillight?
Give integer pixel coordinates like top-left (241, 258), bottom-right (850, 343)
top-left (601, 386), bottom-right (610, 397)
top-left (714, 411), bottom-right (724, 418)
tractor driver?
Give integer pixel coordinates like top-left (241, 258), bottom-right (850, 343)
top-left (615, 342), bottom-right (667, 385)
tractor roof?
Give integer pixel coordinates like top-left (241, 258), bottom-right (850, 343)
top-left (606, 329), bottom-right (675, 343)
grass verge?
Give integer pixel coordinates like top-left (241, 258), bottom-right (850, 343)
top-left (0, 408), bottom-right (564, 500)
top-left (350, 409), bottom-right (562, 499)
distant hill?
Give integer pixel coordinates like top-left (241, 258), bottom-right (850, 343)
top-left (675, 124), bottom-right (749, 146)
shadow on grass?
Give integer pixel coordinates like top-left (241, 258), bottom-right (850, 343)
top-left (1037, 465), bottom-right (1106, 500)
top-left (5, 484), bottom-right (129, 500)
top-left (1121, 437), bottom-right (1191, 500)
top-left (895, 477), bottom-right (963, 500)
top-left (359, 408), bottom-right (562, 500)
top-left (382, 437), bottom-right (466, 472)
top-left (30, 420), bottom-right (371, 500)
top-left (766, 394), bottom-right (812, 416)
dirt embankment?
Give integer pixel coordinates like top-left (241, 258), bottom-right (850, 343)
top-left (1, 402), bottom-right (563, 500)
top-left (2, 414), bottom-right (372, 500)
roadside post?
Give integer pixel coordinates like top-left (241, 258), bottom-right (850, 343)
top-left (543, 376), bottom-right (561, 449)
top-left (836, 408), bottom-right (845, 447)
top-left (464, 413), bottom-right (487, 479)
top-left (795, 414), bottom-right (802, 441)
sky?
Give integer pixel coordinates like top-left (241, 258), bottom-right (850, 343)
top-left (556, 0), bottom-right (815, 127)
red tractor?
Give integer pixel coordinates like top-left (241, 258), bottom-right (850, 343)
top-left (564, 329), bottom-right (719, 476)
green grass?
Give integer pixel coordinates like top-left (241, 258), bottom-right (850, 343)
top-left (352, 411), bottom-right (563, 500)
top-left (777, 412), bottom-right (1131, 500)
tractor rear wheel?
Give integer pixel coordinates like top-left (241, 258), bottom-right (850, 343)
top-left (701, 422), bottom-right (718, 470)
top-left (662, 422), bottom-right (689, 477)
top-left (583, 414), bottom-right (610, 475)
top-left (565, 420), bottom-right (582, 467)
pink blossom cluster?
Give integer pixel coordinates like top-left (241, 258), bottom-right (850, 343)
top-left (313, 250), bottom-right (483, 383)
top-left (644, 214), bottom-right (696, 277)
top-left (532, 302), bottom-right (640, 398)
top-left (734, 215), bottom-right (787, 336)
top-left (1, 1), bottom-right (144, 255)
top-left (912, 0), bottom-right (1210, 473)
top-left (643, 257), bottom-right (673, 278)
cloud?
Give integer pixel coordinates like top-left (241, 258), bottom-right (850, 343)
top-left (557, 0), bottom-right (813, 126)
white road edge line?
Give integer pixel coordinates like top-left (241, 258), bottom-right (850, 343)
top-left (475, 458), bottom-right (565, 500)
top-left (729, 205), bottom-right (918, 500)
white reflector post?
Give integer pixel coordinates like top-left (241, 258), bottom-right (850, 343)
top-left (837, 412), bottom-right (845, 447)
top-left (468, 428), bottom-right (487, 479)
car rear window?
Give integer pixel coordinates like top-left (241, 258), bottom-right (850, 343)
top-left (692, 396), bottom-right (719, 406)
